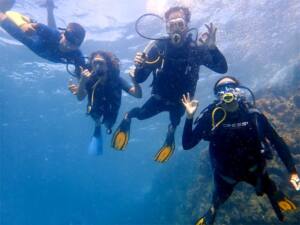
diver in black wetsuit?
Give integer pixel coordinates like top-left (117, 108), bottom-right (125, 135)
top-left (69, 51), bottom-right (141, 155)
top-left (181, 76), bottom-right (300, 225)
top-left (112, 6), bottom-right (228, 163)
top-left (0, 0), bottom-right (86, 78)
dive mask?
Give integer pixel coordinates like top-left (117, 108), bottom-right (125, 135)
top-left (215, 83), bottom-right (240, 104)
top-left (91, 58), bottom-right (107, 77)
top-left (166, 17), bottom-right (187, 33)
top-left (166, 17), bottom-right (187, 46)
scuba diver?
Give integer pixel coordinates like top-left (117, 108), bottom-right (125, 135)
top-left (68, 51), bottom-right (142, 155)
top-left (181, 76), bottom-right (300, 225)
top-left (0, 0), bottom-right (86, 78)
top-left (112, 6), bottom-right (228, 163)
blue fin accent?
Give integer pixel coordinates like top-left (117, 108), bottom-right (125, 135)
top-left (88, 125), bottom-right (103, 155)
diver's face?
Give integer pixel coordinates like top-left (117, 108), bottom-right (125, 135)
top-left (215, 79), bottom-right (240, 112)
top-left (166, 11), bottom-right (188, 46)
top-left (59, 34), bottom-right (79, 52)
top-left (166, 11), bottom-right (188, 35)
top-left (92, 54), bottom-right (108, 75)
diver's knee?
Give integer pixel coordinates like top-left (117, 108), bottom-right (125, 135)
top-left (0, 12), bottom-right (6, 22)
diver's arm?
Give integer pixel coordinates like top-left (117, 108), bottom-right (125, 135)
top-left (134, 66), bottom-right (152, 83)
top-left (133, 41), bottom-right (160, 83)
top-left (133, 53), bottom-right (153, 84)
top-left (182, 117), bottom-right (204, 150)
top-left (182, 111), bottom-right (209, 150)
top-left (200, 45), bottom-right (228, 74)
top-left (182, 94), bottom-right (206, 149)
top-left (76, 76), bottom-right (88, 101)
top-left (120, 76), bottom-right (142, 98)
top-left (260, 113), bottom-right (297, 174)
top-left (73, 52), bottom-right (86, 79)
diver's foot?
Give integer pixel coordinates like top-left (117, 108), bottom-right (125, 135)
top-left (0, 0), bottom-right (15, 12)
top-left (111, 118), bottom-right (131, 150)
top-left (154, 130), bottom-right (175, 163)
top-left (195, 207), bottom-right (216, 225)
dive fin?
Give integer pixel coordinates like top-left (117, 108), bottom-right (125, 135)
top-left (195, 207), bottom-right (216, 225)
top-left (268, 191), bottom-right (297, 221)
top-left (154, 130), bottom-right (175, 163)
top-left (195, 217), bottom-right (207, 225)
top-left (278, 197), bottom-right (297, 212)
top-left (111, 118), bottom-right (131, 150)
top-left (88, 125), bottom-right (103, 155)
top-left (5, 11), bottom-right (31, 27)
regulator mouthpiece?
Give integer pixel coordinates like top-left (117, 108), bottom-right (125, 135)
top-left (222, 93), bottom-right (235, 104)
top-left (171, 33), bottom-right (182, 45)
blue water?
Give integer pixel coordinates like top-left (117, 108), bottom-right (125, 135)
top-left (1, 1), bottom-right (300, 225)
top-left (0, 42), bottom-right (202, 224)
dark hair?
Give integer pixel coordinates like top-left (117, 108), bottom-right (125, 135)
top-left (89, 51), bottom-right (120, 78)
top-left (214, 76), bottom-right (240, 95)
top-left (65, 23), bottom-right (86, 46)
top-left (164, 6), bottom-right (191, 23)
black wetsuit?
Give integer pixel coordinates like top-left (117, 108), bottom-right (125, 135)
top-left (182, 103), bottom-right (297, 217)
top-left (85, 74), bottom-right (131, 130)
top-left (1, 17), bottom-right (86, 77)
top-left (128, 39), bottom-right (228, 129)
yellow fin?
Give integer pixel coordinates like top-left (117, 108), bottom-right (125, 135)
top-left (112, 131), bottom-right (128, 151)
top-left (5, 11), bottom-right (31, 27)
top-left (278, 197), bottom-right (297, 212)
top-left (195, 217), bottom-right (206, 225)
top-left (154, 144), bottom-right (174, 163)
top-left (111, 119), bottom-right (130, 151)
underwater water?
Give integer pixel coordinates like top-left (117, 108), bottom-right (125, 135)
top-left (0, 0), bottom-right (300, 225)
